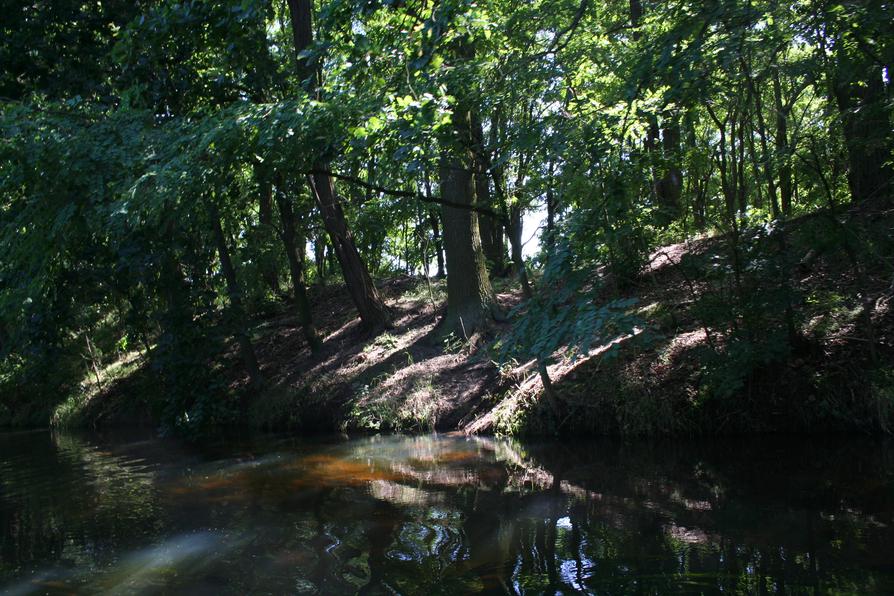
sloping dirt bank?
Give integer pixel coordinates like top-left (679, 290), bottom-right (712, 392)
top-left (73, 204), bottom-right (894, 436)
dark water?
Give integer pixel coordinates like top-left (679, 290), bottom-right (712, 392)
top-left (1, 432), bottom-right (893, 595)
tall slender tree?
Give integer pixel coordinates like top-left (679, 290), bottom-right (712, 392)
top-left (286, 0), bottom-right (391, 331)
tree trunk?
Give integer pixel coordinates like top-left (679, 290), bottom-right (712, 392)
top-left (633, 0), bottom-right (684, 225)
top-left (685, 113), bottom-right (708, 228)
top-left (422, 171), bottom-right (446, 278)
top-left (508, 203), bottom-right (533, 298)
top-left (307, 173), bottom-right (391, 330)
top-left (629, 0), bottom-right (643, 39)
top-left (833, 52), bottom-right (892, 203)
top-left (734, 106), bottom-right (747, 215)
top-left (538, 361), bottom-right (560, 419)
top-left (545, 159), bottom-right (556, 249)
top-left (429, 211), bottom-right (445, 278)
top-left (438, 123), bottom-right (498, 336)
top-left (256, 173), bottom-right (280, 294)
top-left (745, 109), bottom-right (764, 209)
top-left (479, 213), bottom-right (507, 276)
top-left (753, 73), bottom-right (780, 218)
top-left (656, 116), bottom-right (683, 223)
top-left (273, 177), bottom-right (322, 353)
top-left (706, 103), bottom-right (736, 220)
top-left (286, 0), bottom-right (318, 89)
top-left (773, 73), bottom-right (793, 215)
top-left (313, 234), bottom-right (326, 284)
top-left (480, 112), bottom-right (534, 297)
top-left (471, 113), bottom-right (508, 276)
top-left (645, 115), bottom-right (661, 204)
top-left (208, 202), bottom-right (262, 386)
top-left (435, 37), bottom-right (500, 336)
top-left (286, 0), bottom-right (391, 331)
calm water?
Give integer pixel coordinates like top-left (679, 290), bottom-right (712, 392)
top-left (1, 432), bottom-right (893, 594)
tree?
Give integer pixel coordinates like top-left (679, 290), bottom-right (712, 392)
top-left (274, 174), bottom-right (323, 353)
top-left (208, 200), bottom-right (263, 387)
top-left (2, 0), bottom-right (891, 434)
top-left (439, 104), bottom-right (500, 336)
top-left (825, 1), bottom-right (893, 203)
top-left (431, 23), bottom-right (503, 336)
top-left (286, 0), bottom-right (391, 331)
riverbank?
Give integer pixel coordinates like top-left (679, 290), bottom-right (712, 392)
top-left (7, 203), bottom-right (894, 436)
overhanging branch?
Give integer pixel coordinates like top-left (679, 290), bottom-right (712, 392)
top-left (309, 169), bottom-right (508, 224)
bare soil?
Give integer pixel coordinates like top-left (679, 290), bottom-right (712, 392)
top-left (79, 203), bottom-right (894, 435)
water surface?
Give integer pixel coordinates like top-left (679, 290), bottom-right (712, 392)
top-left (1, 431), bottom-right (893, 594)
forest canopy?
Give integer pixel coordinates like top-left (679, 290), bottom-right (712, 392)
top-left (1, 0), bottom-right (892, 433)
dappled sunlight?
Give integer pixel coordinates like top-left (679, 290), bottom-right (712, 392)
top-left (3, 0), bottom-right (894, 592)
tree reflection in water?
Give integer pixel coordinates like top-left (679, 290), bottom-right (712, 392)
top-left (1, 431), bottom-right (893, 593)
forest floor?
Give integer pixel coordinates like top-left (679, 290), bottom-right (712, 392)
top-left (68, 202), bottom-right (894, 435)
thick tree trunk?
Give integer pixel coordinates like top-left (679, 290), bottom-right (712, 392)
top-left (273, 178), bottom-right (322, 353)
top-left (745, 111), bottom-right (765, 210)
top-left (286, 0), bottom-right (318, 89)
top-left (740, 54), bottom-right (778, 217)
top-left (436, 37), bottom-right (500, 336)
top-left (208, 202), bottom-right (262, 386)
top-left (833, 54), bottom-right (893, 203)
top-left (629, 0), bottom-right (643, 39)
top-left (538, 362), bottom-right (560, 419)
top-left (644, 110), bottom-right (683, 224)
top-left (287, 0), bottom-right (391, 331)
top-left (645, 115), bottom-right (661, 203)
top-left (631, 0), bottom-right (683, 225)
top-left (438, 137), bottom-right (498, 337)
top-left (685, 114), bottom-right (708, 228)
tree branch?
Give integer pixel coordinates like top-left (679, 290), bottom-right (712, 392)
top-left (310, 169), bottom-right (508, 224)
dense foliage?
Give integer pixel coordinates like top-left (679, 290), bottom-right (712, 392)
top-left (1, 0), bottom-right (891, 433)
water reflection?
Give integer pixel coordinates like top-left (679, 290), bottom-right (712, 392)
top-left (2, 431), bottom-right (893, 594)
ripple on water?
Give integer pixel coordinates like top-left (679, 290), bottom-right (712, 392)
top-left (2, 432), bottom-right (894, 594)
